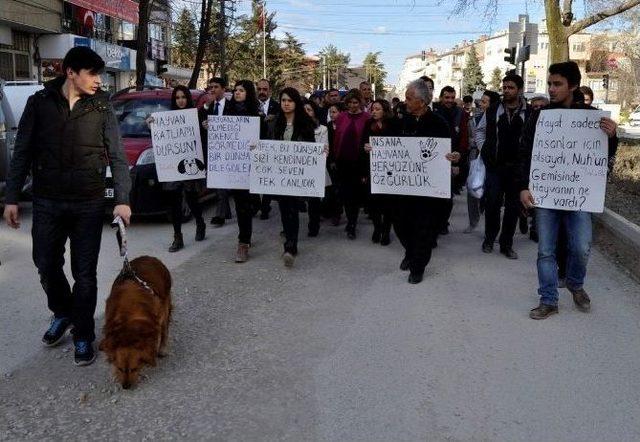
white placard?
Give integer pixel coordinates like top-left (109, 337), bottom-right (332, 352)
top-left (249, 140), bottom-right (326, 198)
top-left (150, 108), bottom-right (205, 182)
top-left (529, 109), bottom-right (610, 213)
top-left (369, 136), bottom-right (451, 198)
top-left (207, 115), bottom-right (260, 189)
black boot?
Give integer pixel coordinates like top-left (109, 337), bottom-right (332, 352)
top-left (169, 233), bottom-right (184, 252)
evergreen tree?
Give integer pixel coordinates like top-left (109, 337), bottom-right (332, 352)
top-left (317, 44), bottom-right (350, 89)
top-left (462, 46), bottom-right (485, 95)
top-left (489, 67), bottom-right (502, 91)
top-left (363, 51), bottom-right (387, 98)
top-left (172, 8), bottom-right (198, 68)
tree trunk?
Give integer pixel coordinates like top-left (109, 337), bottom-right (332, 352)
top-left (545, 0), bottom-right (570, 63)
top-left (189, 0), bottom-right (214, 89)
top-left (135, 0), bottom-right (151, 90)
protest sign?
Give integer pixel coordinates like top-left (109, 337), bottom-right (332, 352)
top-left (150, 108), bottom-right (205, 182)
top-left (529, 109), bottom-right (610, 213)
top-left (207, 115), bottom-right (260, 189)
top-left (249, 140), bottom-right (326, 198)
top-left (369, 136), bottom-right (451, 198)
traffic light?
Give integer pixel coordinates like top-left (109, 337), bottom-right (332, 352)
top-left (421, 50), bottom-right (426, 61)
top-left (602, 74), bottom-right (610, 89)
top-left (156, 60), bottom-right (168, 76)
top-left (504, 47), bottom-right (516, 65)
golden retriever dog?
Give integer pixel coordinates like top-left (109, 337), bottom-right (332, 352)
top-left (99, 256), bottom-right (172, 389)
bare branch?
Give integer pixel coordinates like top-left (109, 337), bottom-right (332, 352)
top-left (569, 0), bottom-right (640, 35)
top-left (562, 0), bottom-right (574, 25)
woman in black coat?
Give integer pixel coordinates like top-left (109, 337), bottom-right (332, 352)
top-left (363, 99), bottom-right (399, 246)
top-left (160, 85), bottom-right (206, 252)
top-left (226, 80), bottom-right (264, 263)
top-left (265, 87), bottom-right (317, 267)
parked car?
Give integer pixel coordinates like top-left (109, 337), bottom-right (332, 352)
top-left (109, 86), bottom-right (212, 216)
top-left (628, 105), bottom-right (640, 127)
top-left (0, 80), bottom-right (43, 201)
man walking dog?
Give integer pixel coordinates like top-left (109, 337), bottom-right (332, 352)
top-left (3, 47), bottom-right (131, 366)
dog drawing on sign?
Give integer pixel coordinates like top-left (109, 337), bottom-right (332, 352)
top-left (418, 139), bottom-right (439, 162)
top-left (177, 158), bottom-right (205, 176)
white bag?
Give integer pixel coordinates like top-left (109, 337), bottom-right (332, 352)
top-left (467, 155), bottom-right (486, 199)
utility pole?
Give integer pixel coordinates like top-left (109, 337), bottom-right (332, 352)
top-left (262, 1), bottom-right (266, 79)
top-left (322, 56), bottom-right (327, 90)
top-left (135, 0), bottom-right (151, 90)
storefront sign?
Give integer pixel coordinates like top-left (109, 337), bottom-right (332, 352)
top-left (66, 0), bottom-right (139, 24)
top-left (74, 37), bottom-right (131, 71)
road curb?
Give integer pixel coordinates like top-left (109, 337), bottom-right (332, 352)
top-left (595, 208), bottom-right (640, 249)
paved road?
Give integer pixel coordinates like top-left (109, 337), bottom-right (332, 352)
top-left (1, 197), bottom-right (640, 441)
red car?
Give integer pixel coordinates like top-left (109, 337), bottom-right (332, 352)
top-left (108, 87), bottom-right (211, 216)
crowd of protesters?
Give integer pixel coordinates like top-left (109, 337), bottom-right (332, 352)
top-left (1, 45), bottom-right (620, 366)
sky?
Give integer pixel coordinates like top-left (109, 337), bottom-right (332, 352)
top-left (232, 0), bottom-right (598, 87)
top-left (231, 0), bottom-right (541, 86)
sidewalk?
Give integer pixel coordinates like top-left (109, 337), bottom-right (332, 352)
top-left (1, 197), bottom-right (639, 441)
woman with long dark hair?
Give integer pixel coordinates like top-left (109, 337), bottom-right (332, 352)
top-left (266, 87), bottom-right (316, 267)
top-left (363, 99), bottom-right (398, 245)
top-left (160, 85), bottom-right (206, 252)
top-left (226, 80), bottom-right (264, 263)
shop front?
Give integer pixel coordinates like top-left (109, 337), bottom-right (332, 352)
top-left (38, 33), bottom-right (135, 93)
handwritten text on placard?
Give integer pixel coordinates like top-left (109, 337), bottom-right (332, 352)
top-left (150, 108), bottom-right (205, 182)
top-left (249, 140), bottom-right (326, 198)
top-left (369, 136), bottom-right (451, 198)
top-left (207, 115), bottom-right (260, 189)
top-left (529, 109), bottom-right (610, 213)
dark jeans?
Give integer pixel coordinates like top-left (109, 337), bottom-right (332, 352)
top-left (393, 196), bottom-right (437, 274)
top-left (168, 189), bottom-right (203, 235)
top-left (232, 189), bottom-right (258, 244)
top-left (483, 170), bottom-right (519, 249)
top-left (32, 197), bottom-right (105, 343)
top-left (278, 196), bottom-right (299, 253)
top-left (536, 208), bottom-right (592, 306)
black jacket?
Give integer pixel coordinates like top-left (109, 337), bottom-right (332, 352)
top-left (481, 99), bottom-right (531, 172)
top-left (399, 109), bottom-right (451, 139)
top-left (5, 76), bottom-right (131, 205)
top-left (515, 102), bottom-right (619, 192)
top-left (259, 98), bottom-right (280, 118)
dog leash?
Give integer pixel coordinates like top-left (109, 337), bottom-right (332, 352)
top-left (111, 216), bottom-right (155, 295)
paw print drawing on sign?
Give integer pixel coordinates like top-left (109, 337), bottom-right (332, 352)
top-left (418, 138), bottom-right (439, 162)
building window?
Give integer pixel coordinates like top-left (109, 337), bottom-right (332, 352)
top-left (117, 22), bottom-right (136, 41)
top-left (573, 43), bottom-right (585, 52)
top-left (0, 31), bottom-right (31, 80)
top-left (148, 23), bottom-right (165, 42)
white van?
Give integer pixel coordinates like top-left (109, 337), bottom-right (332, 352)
top-left (0, 80), bottom-right (43, 198)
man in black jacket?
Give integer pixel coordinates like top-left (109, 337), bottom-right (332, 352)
top-left (256, 78), bottom-right (280, 219)
top-left (517, 61), bottom-right (618, 320)
top-left (3, 47), bottom-right (131, 366)
top-left (200, 76), bottom-right (233, 226)
top-left (394, 79), bottom-right (459, 284)
top-left (480, 73), bottom-right (530, 259)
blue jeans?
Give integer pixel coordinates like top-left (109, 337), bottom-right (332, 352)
top-left (536, 208), bottom-right (592, 306)
top-left (32, 197), bottom-right (105, 342)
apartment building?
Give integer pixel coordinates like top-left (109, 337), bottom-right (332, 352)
top-left (1, 0), bottom-right (190, 91)
top-left (396, 19), bottom-right (619, 104)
